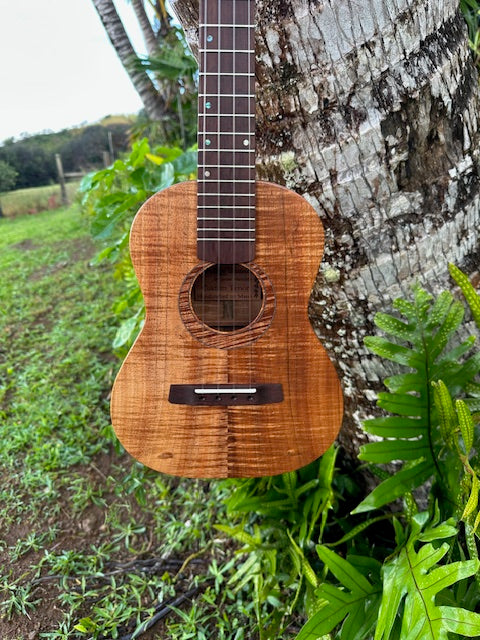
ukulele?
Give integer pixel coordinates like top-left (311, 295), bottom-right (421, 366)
top-left (110, 0), bottom-right (343, 478)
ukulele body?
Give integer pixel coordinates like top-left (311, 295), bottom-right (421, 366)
top-left (111, 180), bottom-right (343, 477)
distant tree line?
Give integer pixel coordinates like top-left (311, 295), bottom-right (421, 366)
top-left (0, 122), bottom-right (130, 191)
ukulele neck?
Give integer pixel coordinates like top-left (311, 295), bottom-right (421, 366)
top-left (197, 0), bottom-right (256, 264)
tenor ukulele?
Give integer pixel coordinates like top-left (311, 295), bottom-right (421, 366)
top-left (110, 0), bottom-right (343, 478)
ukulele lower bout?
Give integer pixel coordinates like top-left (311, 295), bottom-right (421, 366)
top-left (110, 180), bottom-right (343, 478)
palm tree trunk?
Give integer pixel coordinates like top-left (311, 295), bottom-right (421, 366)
top-left (171, 0), bottom-right (480, 457)
top-left (131, 0), bottom-right (159, 55)
top-left (91, 0), bottom-right (166, 121)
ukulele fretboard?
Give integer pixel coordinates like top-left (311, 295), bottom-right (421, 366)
top-left (197, 0), bottom-right (256, 264)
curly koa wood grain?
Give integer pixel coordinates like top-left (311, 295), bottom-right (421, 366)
top-left (110, 181), bottom-right (343, 478)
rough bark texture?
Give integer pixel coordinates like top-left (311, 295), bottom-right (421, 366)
top-left (171, 0), bottom-right (480, 458)
top-left (132, 0), bottom-right (159, 55)
top-left (91, 0), bottom-right (166, 120)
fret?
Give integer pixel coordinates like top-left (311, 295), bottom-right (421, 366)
top-left (199, 49), bottom-right (253, 53)
top-left (198, 148), bottom-right (255, 153)
top-left (199, 205), bottom-right (256, 209)
top-left (197, 0), bottom-right (256, 263)
top-left (200, 23), bottom-right (253, 27)
top-left (200, 114), bottom-right (253, 118)
top-left (199, 164), bottom-right (255, 168)
top-left (199, 94), bottom-right (253, 98)
top-left (200, 72), bottom-right (255, 76)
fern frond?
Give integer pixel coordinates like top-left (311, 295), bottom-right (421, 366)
top-left (296, 546), bottom-right (381, 640)
top-left (375, 516), bottom-right (480, 640)
top-left (449, 263), bottom-right (480, 330)
top-left (358, 284), bottom-right (480, 513)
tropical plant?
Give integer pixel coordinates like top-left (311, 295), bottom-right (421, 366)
top-left (292, 269), bottom-right (480, 639)
top-left (214, 268), bottom-right (480, 640)
top-left (80, 138), bottom-right (197, 353)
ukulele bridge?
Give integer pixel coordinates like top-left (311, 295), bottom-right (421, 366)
top-left (168, 384), bottom-right (283, 406)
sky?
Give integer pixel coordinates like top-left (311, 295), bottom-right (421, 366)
top-left (0, 0), bottom-right (149, 143)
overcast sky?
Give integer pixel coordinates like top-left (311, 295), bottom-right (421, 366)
top-left (0, 0), bottom-right (148, 143)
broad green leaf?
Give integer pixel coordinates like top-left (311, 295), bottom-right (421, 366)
top-left (364, 337), bottom-right (423, 368)
top-left (375, 520), bottom-right (480, 640)
top-left (359, 439), bottom-right (430, 464)
top-left (384, 372), bottom-right (424, 393)
top-left (296, 549), bottom-right (380, 640)
top-left (352, 460), bottom-right (434, 514)
top-left (364, 416), bottom-right (426, 438)
top-left (113, 314), bottom-right (142, 349)
top-left (376, 392), bottom-right (428, 417)
top-left (374, 313), bottom-right (415, 339)
top-left (317, 546), bottom-right (373, 594)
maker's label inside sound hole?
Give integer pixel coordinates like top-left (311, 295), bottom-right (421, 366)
top-left (191, 265), bottom-right (263, 331)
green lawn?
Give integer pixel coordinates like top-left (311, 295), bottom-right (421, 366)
top-left (0, 207), bottom-right (248, 639)
top-left (1, 183), bottom-right (80, 218)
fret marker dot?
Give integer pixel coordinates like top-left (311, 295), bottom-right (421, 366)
top-left (243, 139), bottom-right (249, 146)
top-left (205, 171), bottom-right (211, 177)
top-left (207, 35), bottom-right (213, 42)
top-left (205, 102), bottom-right (211, 109)
top-left (205, 139), bottom-right (211, 146)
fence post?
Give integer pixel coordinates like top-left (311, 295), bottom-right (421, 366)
top-left (55, 154), bottom-right (68, 206)
top-left (108, 131), bottom-right (114, 161)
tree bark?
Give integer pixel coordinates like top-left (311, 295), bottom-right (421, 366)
top-left (171, 0), bottom-right (480, 458)
top-left (131, 0), bottom-right (159, 55)
top-left (91, 0), bottom-right (166, 120)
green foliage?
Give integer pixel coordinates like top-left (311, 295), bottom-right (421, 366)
top-left (131, 27), bottom-right (198, 148)
top-left (0, 159), bottom-right (18, 192)
top-left (296, 269), bottom-right (480, 640)
top-left (461, 0), bottom-right (480, 62)
top-left (354, 284), bottom-right (480, 515)
top-left (450, 262), bottom-right (480, 330)
top-left (296, 546), bottom-right (381, 640)
top-left (0, 122), bottom-right (130, 189)
top-left (217, 446), bottom-right (338, 639)
top-left (375, 514), bottom-right (480, 640)
top-left (81, 138), bottom-right (197, 352)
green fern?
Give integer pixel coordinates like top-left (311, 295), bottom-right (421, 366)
top-left (353, 284), bottom-right (480, 514)
top-left (449, 263), bottom-right (480, 330)
top-left (375, 514), bottom-right (480, 640)
top-left (296, 546), bottom-right (382, 640)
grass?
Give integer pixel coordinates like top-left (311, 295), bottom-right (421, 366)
top-left (1, 183), bottom-right (80, 218)
top-left (0, 205), bottom-right (252, 639)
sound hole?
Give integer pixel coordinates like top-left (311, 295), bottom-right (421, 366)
top-left (191, 264), bottom-right (263, 332)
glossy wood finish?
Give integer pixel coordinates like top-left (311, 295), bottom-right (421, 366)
top-left (110, 181), bottom-right (344, 478)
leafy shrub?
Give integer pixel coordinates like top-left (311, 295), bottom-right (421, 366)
top-left (80, 138), bottom-right (197, 353)
top-left (218, 267), bottom-right (480, 640)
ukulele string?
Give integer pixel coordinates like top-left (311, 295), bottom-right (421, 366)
top-left (232, 0), bottom-right (237, 350)
top-left (201, 0), bottom-right (208, 392)
top-left (248, 0), bottom-right (254, 391)
top-left (217, 0), bottom-right (221, 387)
